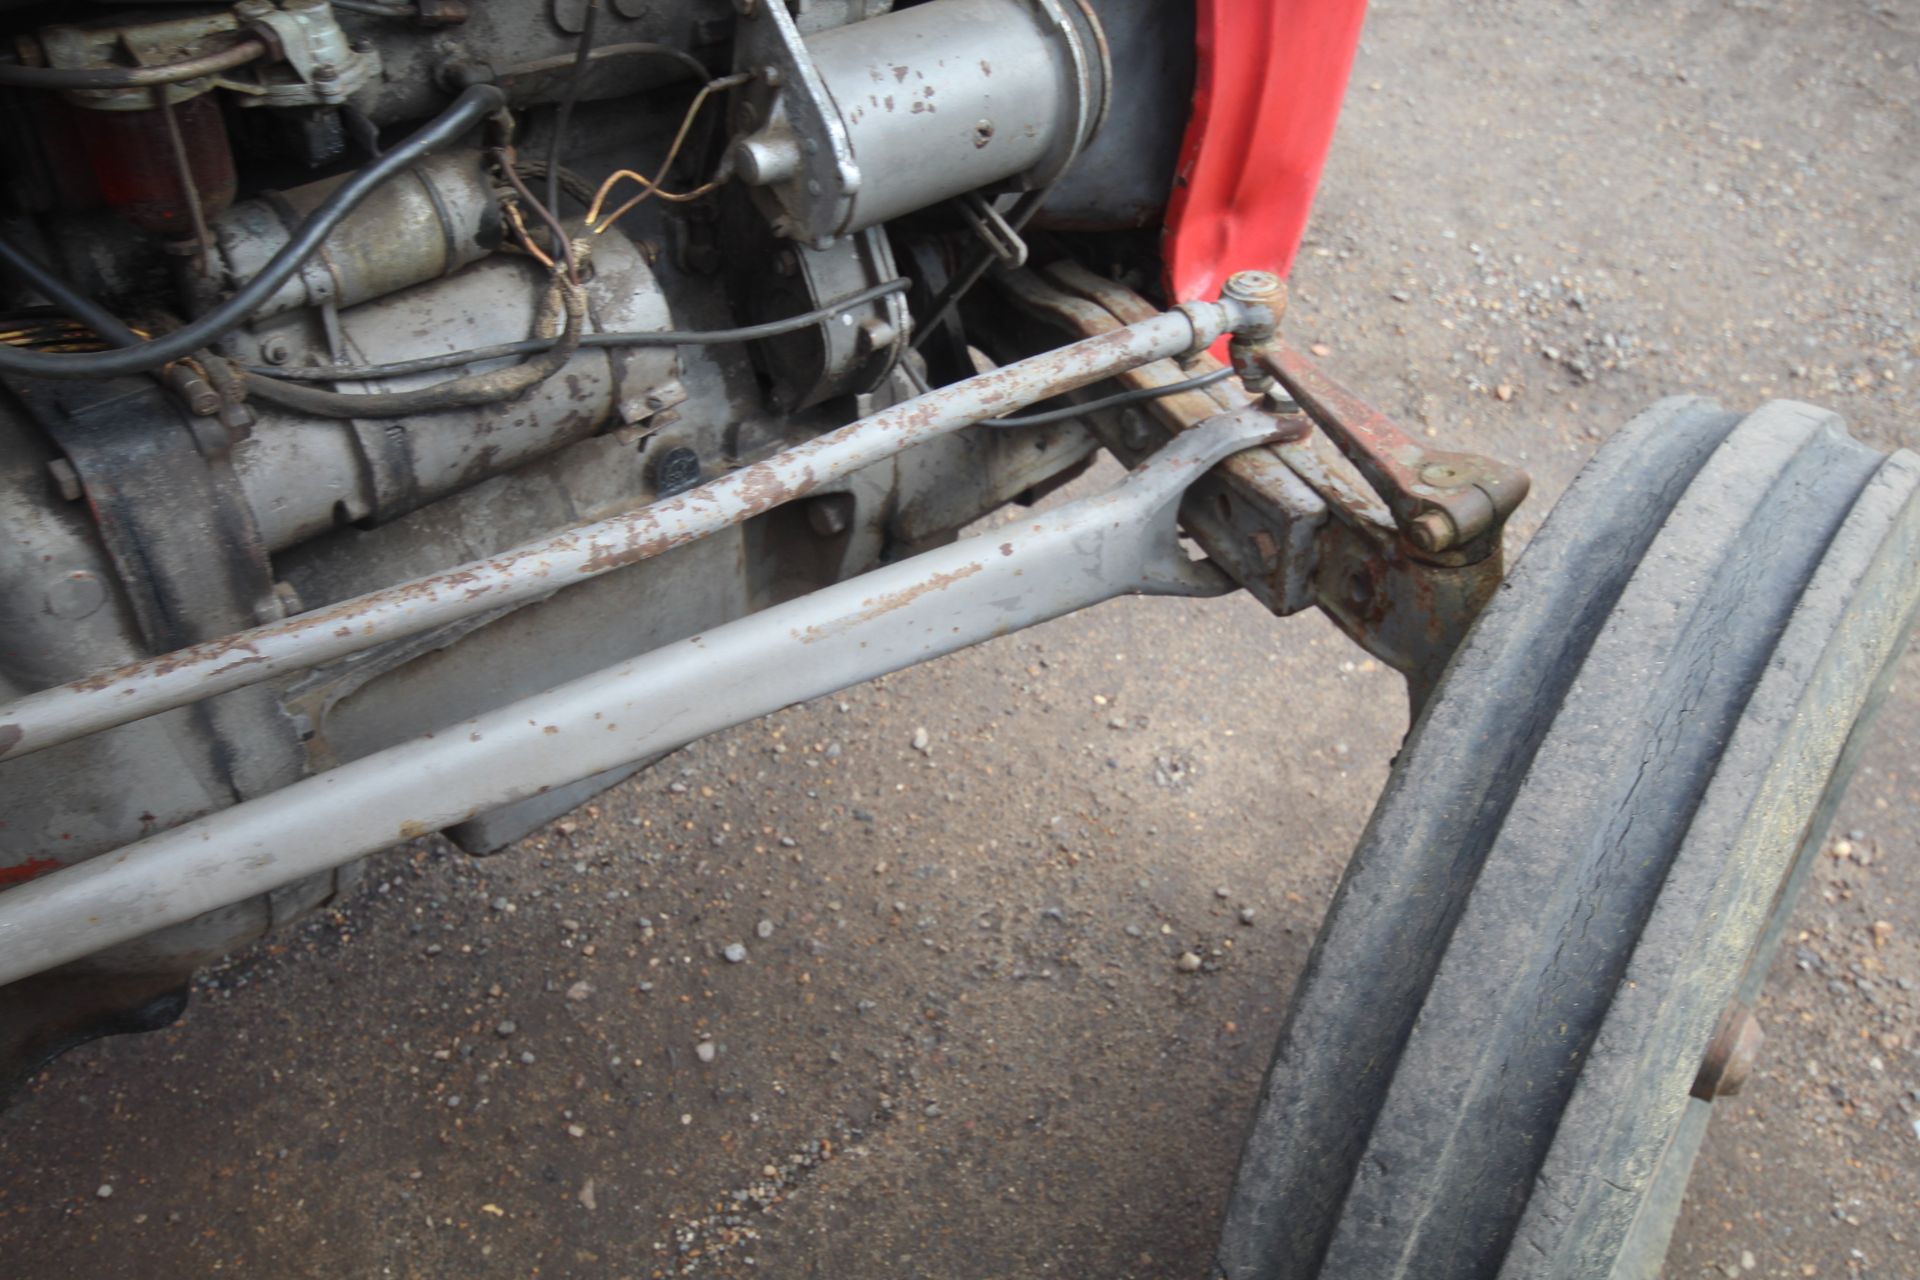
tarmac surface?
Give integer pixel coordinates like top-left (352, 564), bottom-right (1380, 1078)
top-left (2, 1), bottom-right (1917, 1276)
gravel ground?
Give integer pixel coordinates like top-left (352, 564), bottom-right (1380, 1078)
top-left (3, 1), bottom-right (1917, 1277)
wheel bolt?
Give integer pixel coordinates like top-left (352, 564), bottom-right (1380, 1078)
top-left (1691, 1005), bottom-right (1764, 1100)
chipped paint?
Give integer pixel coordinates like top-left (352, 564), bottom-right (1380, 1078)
top-left (0, 304), bottom-right (1234, 764)
top-left (0, 856), bottom-right (62, 888)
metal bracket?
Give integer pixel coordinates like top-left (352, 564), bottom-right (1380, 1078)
top-left (1257, 342), bottom-right (1531, 562)
top-left (958, 192), bottom-right (1029, 268)
top-left (995, 264), bottom-right (1517, 709)
top-left (730, 0), bottom-right (862, 247)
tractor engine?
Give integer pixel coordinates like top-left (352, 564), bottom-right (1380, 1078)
top-left (0, 0), bottom-right (1196, 1078)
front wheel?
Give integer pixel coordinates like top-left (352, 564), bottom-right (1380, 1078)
top-left (1214, 398), bottom-right (1920, 1278)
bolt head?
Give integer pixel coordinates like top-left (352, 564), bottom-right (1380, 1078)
top-left (44, 569), bottom-right (106, 621)
top-left (807, 495), bottom-right (853, 537)
top-left (47, 458), bottom-right (82, 502)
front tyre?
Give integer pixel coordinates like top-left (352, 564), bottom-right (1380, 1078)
top-left (1214, 399), bottom-right (1920, 1278)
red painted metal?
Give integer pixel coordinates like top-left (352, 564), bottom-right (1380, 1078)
top-left (1164, 0), bottom-right (1370, 304)
top-left (0, 856), bottom-right (62, 888)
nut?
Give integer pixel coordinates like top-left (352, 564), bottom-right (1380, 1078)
top-left (1407, 510), bottom-right (1455, 554)
top-left (1222, 269), bottom-right (1285, 303)
top-left (47, 458), bottom-right (82, 503)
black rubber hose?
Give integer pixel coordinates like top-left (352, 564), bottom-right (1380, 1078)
top-left (0, 83), bottom-right (506, 381)
top-left (240, 278), bottom-right (913, 381)
top-left (0, 237), bottom-right (142, 348)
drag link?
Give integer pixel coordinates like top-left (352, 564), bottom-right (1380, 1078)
top-left (0, 294), bottom-right (1266, 763)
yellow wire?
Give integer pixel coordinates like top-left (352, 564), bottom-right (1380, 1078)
top-left (586, 72), bottom-right (749, 234)
top-left (591, 176), bottom-right (725, 233)
top-left (1, 318), bottom-right (150, 350)
top-left (502, 201), bottom-right (558, 270)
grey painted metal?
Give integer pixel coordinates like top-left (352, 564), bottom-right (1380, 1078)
top-left (233, 226), bottom-right (681, 550)
top-left (208, 151), bottom-right (500, 324)
top-left (0, 407), bottom-right (1286, 987)
top-left (0, 299), bottom-right (1247, 762)
top-left (740, 227), bottom-right (909, 413)
top-left (732, 0), bottom-right (1106, 244)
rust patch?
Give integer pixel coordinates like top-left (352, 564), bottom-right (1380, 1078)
top-left (999, 543), bottom-right (1014, 557)
top-left (0, 856), bottom-right (62, 888)
top-left (207, 652), bottom-right (270, 680)
top-left (850, 561), bottom-right (984, 625)
top-left (398, 820), bottom-right (432, 839)
top-left (578, 524), bottom-right (677, 575)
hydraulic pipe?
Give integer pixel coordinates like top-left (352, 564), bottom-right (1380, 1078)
top-left (0, 37), bottom-right (269, 90)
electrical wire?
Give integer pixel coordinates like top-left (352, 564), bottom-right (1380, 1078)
top-left (510, 159), bottom-right (599, 212)
top-left (545, 0), bottom-right (601, 227)
top-left (0, 83), bottom-right (506, 380)
top-left (0, 314), bottom-right (150, 354)
top-left (909, 186), bottom-right (1052, 353)
top-left (240, 278), bottom-right (912, 381)
top-left (500, 200), bottom-right (558, 271)
top-left (241, 274), bottom-right (589, 419)
top-left (330, 0), bottom-right (418, 17)
top-left (494, 151), bottom-right (578, 283)
top-left (979, 367), bottom-right (1236, 428)
top-left (0, 238), bottom-right (142, 348)
top-left (585, 72), bottom-right (748, 233)
top-left (0, 37), bottom-right (268, 90)
top-left (496, 41), bottom-right (709, 86)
